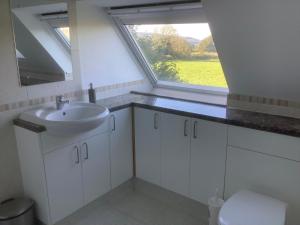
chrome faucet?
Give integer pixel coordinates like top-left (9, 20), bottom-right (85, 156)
top-left (56, 95), bottom-right (69, 110)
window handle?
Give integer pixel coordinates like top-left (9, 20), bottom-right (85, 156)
top-left (184, 120), bottom-right (189, 137)
top-left (193, 121), bottom-right (198, 139)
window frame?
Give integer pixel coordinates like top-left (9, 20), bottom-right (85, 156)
top-left (40, 13), bottom-right (71, 52)
top-left (54, 27), bottom-right (71, 50)
top-left (112, 14), bottom-right (228, 96)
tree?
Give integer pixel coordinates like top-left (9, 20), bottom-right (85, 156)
top-left (152, 61), bottom-right (178, 81)
top-left (169, 36), bottom-right (192, 59)
top-left (132, 25), bottom-right (181, 81)
top-left (195, 36), bottom-right (214, 55)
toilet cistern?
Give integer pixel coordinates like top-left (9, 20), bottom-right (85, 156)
top-left (219, 190), bottom-right (287, 225)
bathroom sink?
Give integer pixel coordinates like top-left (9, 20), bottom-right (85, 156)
top-left (19, 102), bottom-right (110, 135)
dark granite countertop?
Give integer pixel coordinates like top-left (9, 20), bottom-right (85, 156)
top-left (105, 92), bottom-right (300, 138)
top-left (14, 92), bottom-right (300, 138)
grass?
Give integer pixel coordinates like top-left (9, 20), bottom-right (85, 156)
top-left (171, 60), bottom-right (228, 88)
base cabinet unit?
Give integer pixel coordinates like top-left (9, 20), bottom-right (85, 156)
top-left (45, 133), bottom-right (111, 223)
top-left (135, 107), bottom-right (162, 186)
top-left (81, 133), bottom-right (111, 204)
top-left (44, 144), bottom-right (84, 223)
top-left (110, 108), bottom-right (133, 189)
top-left (134, 107), bottom-right (228, 203)
top-left (15, 108), bottom-right (134, 225)
top-left (190, 119), bottom-right (227, 204)
top-left (161, 113), bottom-right (190, 197)
top-left (226, 126), bottom-right (300, 225)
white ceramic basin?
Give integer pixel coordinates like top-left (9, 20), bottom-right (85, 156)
top-left (20, 102), bottom-right (110, 135)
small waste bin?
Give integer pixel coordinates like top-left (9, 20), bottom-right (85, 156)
top-left (0, 198), bottom-right (34, 225)
top-left (208, 189), bottom-right (224, 225)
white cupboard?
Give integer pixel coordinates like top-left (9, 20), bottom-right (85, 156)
top-left (161, 113), bottom-right (190, 196)
top-left (110, 108), bottom-right (133, 189)
top-left (44, 144), bottom-right (84, 223)
top-left (135, 107), bottom-right (162, 186)
top-left (81, 133), bottom-right (111, 204)
top-left (226, 126), bottom-right (300, 225)
top-left (134, 108), bottom-right (228, 203)
top-left (24, 130), bottom-right (111, 225)
top-left (190, 119), bottom-right (227, 204)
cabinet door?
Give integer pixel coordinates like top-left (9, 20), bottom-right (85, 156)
top-left (161, 113), bottom-right (190, 196)
top-left (44, 145), bottom-right (83, 224)
top-left (135, 108), bottom-right (161, 186)
top-left (81, 133), bottom-right (111, 204)
top-left (110, 108), bottom-right (133, 189)
top-left (190, 119), bottom-right (227, 204)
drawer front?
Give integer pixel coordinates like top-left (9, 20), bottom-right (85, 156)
top-left (228, 125), bottom-right (300, 161)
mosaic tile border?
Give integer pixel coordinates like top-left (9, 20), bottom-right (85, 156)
top-left (228, 93), bottom-right (300, 108)
top-left (0, 79), bottom-right (146, 113)
top-left (227, 93), bottom-right (300, 118)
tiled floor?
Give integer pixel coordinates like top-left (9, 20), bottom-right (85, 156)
top-left (56, 179), bottom-right (209, 225)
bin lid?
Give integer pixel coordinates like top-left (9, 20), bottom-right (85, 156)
top-left (0, 198), bottom-right (34, 221)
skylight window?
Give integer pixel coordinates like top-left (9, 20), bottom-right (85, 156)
top-left (55, 27), bottom-right (70, 46)
top-left (109, 2), bottom-right (228, 93)
top-left (127, 23), bottom-right (227, 88)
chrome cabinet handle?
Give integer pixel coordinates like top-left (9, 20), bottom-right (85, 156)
top-left (184, 120), bottom-right (189, 137)
top-left (111, 115), bottom-right (116, 132)
top-left (193, 121), bottom-right (198, 139)
top-left (154, 113), bottom-right (159, 130)
top-left (74, 146), bottom-right (80, 164)
top-left (82, 143), bottom-right (88, 160)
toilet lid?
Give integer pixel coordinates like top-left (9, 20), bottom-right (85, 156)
top-left (219, 191), bottom-right (287, 225)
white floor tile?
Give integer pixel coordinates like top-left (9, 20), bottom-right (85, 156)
top-left (55, 179), bottom-right (208, 225)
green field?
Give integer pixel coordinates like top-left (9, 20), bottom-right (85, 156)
top-left (172, 60), bottom-right (228, 88)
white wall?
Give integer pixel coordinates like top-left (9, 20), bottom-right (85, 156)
top-left (76, 1), bottom-right (149, 90)
top-left (205, 0), bottom-right (300, 102)
top-left (0, 0), bottom-right (151, 201)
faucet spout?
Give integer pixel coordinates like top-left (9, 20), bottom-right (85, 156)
top-left (56, 95), bottom-right (69, 110)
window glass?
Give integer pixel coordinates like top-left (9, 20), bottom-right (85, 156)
top-left (56, 27), bottom-right (70, 43)
top-left (127, 24), bottom-right (227, 88)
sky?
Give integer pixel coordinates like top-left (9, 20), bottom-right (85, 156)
top-left (134, 23), bottom-right (212, 41)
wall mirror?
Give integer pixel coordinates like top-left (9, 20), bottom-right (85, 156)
top-left (10, 0), bottom-right (73, 86)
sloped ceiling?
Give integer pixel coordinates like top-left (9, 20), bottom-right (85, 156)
top-left (205, 0), bottom-right (300, 102)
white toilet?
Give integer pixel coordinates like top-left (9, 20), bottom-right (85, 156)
top-left (218, 190), bottom-right (287, 225)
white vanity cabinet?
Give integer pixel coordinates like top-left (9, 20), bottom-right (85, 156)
top-left (15, 120), bottom-right (111, 225)
top-left (44, 132), bottom-right (111, 223)
top-left (110, 108), bottom-right (133, 189)
top-left (134, 108), bottom-right (228, 204)
top-left (15, 108), bottom-right (134, 225)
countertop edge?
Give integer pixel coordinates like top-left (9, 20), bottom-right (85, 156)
top-left (13, 119), bottom-right (46, 133)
